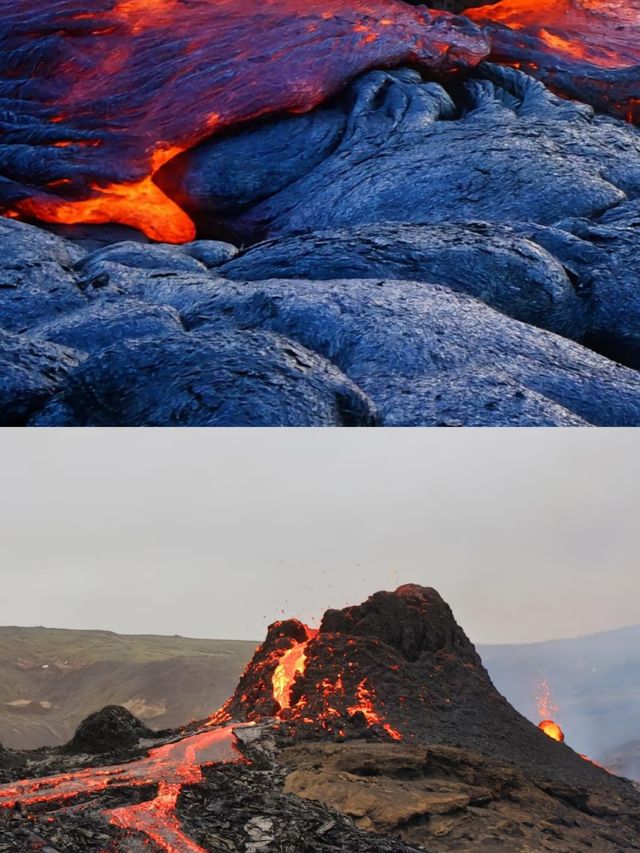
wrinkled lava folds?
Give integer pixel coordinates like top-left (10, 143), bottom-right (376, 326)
top-left (0, 0), bottom-right (487, 242)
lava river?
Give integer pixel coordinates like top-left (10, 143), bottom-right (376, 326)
top-left (0, 622), bottom-right (404, 852)
top-left (0, 724), bottom-right (247, 853)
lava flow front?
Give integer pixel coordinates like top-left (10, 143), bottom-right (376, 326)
top-left (0, 0), bottom-right (487, 242)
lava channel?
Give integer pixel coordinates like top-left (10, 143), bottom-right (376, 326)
top-left (0, 723), bottom-right (247, 853)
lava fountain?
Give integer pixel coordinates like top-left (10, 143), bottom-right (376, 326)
top-left (536, 678), bottom-right (565, 742)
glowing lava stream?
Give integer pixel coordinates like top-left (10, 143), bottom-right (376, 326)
top-left (272, 627), bottom-right (318, 710)
top-left (468, 0), bottom-right (640, 69)
top-left (0, 724), bottom-right (249, 853)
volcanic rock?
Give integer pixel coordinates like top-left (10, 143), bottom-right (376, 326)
top-left (3, 214), bottom-right (640, 425)
top-left (0, 331), bottom-right (81, 426)
top-left (30, 300), bottom-right (185, 355)
top-left (217, 221), bottom-right (587, 338)
top-left (76, 242), bottom-right (210, 276)
top-left (65, 706), bottom-right (154, 755)
top-left (282, 740), bottom-right (640, 851)
top-left (182, 277), bottom-right (639, 426)
top-left (32, 330), bottom-right (378, 427)
top-left (162, 65), bottom-right (640, 244)
top-left (0, 219), bottom-right (86, 333)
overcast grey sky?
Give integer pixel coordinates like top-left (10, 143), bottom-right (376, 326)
top-left (1, 430), bottom-right (638, 646)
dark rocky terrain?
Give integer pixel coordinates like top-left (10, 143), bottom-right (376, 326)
top-left (483, 624), bottom-right (640, 770)
top-left (3, 620), bottom-right (639, 779)
top-left (1, 586), bottom-right (640, 852)
top-left (1, 0), bottom-right (640, 425)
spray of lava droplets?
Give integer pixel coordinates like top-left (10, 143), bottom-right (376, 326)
top-left (536, 678), bottom-right (565, 742)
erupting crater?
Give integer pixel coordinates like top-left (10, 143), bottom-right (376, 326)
top-left (0, 586), bottom-right (623, 852)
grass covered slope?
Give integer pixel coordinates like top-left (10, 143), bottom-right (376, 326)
top-left (0, 626), bottom-right (256, 748)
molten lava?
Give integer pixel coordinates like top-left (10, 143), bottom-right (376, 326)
top-left (468, 0), bottom-right (640, 122)
top-left (272, 627), bottom-right (318, 711)
top-left (538, 719), bottom-right (565, 742)
top-left (0, 0), bottom-right (487, 242)
top-left (348, 678), bottom-right (403, 741)
top-left (265, 626), bottom-right (404, 739)
top-left (0, 724), bottom-right (244, 852)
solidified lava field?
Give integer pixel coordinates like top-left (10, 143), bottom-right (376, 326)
top-left (1, 0), bottom-right (640, 426)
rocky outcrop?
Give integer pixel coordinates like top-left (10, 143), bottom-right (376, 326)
top-left (282, 740), bottom-right (640, 852)
top-left (32, 329), bottom-right (377, 427)
top-left (223, 586), bottom-right (633, 794)
top-left (0, 330), bottom-right (81, 426)
top-left (64, 705), bottom-right (154, 755)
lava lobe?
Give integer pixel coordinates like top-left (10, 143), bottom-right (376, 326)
top-left (0, 0), bottom-right (487, 242)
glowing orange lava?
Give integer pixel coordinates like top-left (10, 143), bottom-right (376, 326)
top-left (538, 719), bottom-right (565, 742)
top-left (467, 0), bottom-right (640, 70)
top-left (348, 678), bottom-right (403, 740)
top-left (272, 635), bottom-right (315, 710)
top-left (0, 724), bottom-right (246, 850)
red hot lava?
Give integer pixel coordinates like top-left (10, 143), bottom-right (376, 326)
top-left (0, 0), bottom-right (487, 242)
top-left (219, 617), bottom-right (404, 740)
top-left (539, 719), bottom-right (565, 742)
top-left (272, 626), bottom-right (318, 710)
top-left (0, 724), bottom-right (245, 853)
top-left (467, 0), bottom-right (640, 122)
